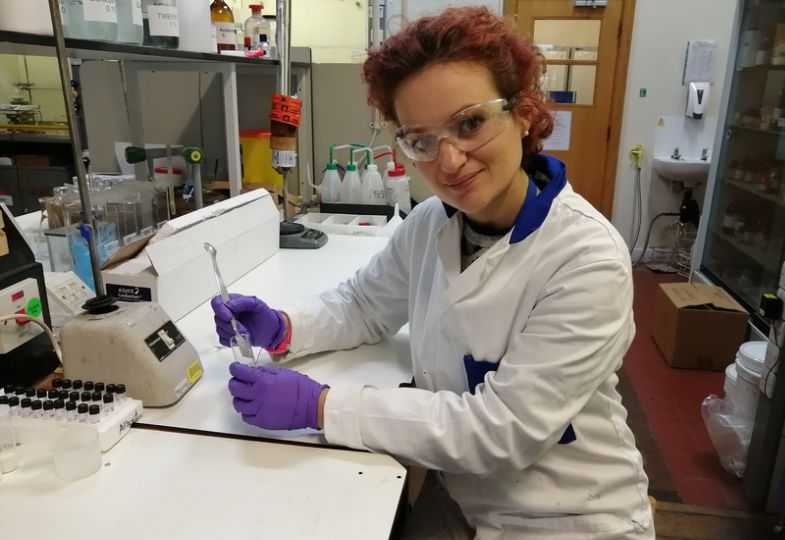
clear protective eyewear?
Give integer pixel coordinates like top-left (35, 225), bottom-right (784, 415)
top-left (395, 98), bottom-right (515, 162)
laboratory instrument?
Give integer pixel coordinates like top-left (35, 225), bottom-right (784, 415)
top-left (125, 145), bottom-right (205, 212)
top-left (0, 205), bottom-right (60, 387)
top-left (203, 242), bottom-right (254, 361)
top-left (279, 222), bottom-right (327, 249)
top-left (210, 0), bottom-right (236, 51)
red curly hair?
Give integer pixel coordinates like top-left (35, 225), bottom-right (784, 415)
top-left (363, 7), bottom-right (553, 158)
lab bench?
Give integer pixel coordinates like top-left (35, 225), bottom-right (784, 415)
top-left (0, 222), bottom-right (413, 537)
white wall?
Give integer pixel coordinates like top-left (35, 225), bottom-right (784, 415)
top-left (611, 0), bottom-right (739, 251)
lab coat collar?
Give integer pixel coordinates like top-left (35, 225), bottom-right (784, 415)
top-left (439, 154), bottom-right (567, 245)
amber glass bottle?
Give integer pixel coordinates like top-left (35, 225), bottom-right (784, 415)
top-left (210, 0), bottom-right (236, 52)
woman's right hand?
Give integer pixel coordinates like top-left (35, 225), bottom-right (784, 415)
top-left (211, 294), bottom-right (288, 350)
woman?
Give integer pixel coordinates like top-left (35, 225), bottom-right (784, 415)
top-left (213, 7), bottom-right (654, 539)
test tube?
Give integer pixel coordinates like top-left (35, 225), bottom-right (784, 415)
top-left (0, 404), bottom-right (19, 473)
top-left (115, 385), bottom-right (127, 403)
top-left (65, 401), bottom-right (77, 422)
top-left (72, 380), bottom-right (83, 391)
top-left (83, 381), bottom-right (95, 391)
top-left (88, 404), bottom-right (101, 424)
top-left (102, 393), bottom-right (115, 414)
top-left (36, 389), bottom-right (47, 399)
top-left (20, 398), bottom-right (32, 418)
top-left (54, 399), bottom-right (66, 421)
top-left (52, 379), bottom-right (62, 389)
top-left (29, 400), bottom-right (42, 419)
top-left (77, 403), bottom-right (89, 422)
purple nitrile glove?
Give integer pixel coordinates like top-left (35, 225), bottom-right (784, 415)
top-left (211, 294), bottom-right (287, 349)
top-left (228, 362), bottom-right (329, 431)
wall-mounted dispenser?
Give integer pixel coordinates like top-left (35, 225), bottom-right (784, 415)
top-left (686, 82), bottom-right (710, 120)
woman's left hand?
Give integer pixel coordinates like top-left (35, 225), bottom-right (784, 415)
top-left (228, 362), bottom-right (329, 431)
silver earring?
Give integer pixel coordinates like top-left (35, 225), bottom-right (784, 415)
top-left (523, 130), bottom-right (529, 137)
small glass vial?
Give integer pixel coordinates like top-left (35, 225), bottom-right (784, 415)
top-left (69, 391), bottom-right (80, 403)
top-left (91, 391), bottom-right (103, 403)
top-left (115, 384), bottom-right (127, 403)
top-left (102, 393), bottom-right (115, 414)
top-left (84, 381), bottom-right (95, 392)
top-left (61, 379), bottom-right (73, 390)
top-left (54, 399), bottom-right (66, 421)
top-left (0, 396), bottom-right (8, 406)
top-left (106, 384), bottom-right (117, 395)
top-left (48, 389), bottom-right (59, 401)
top-left (52, 379), bottom-right (63, 389)
top-left (29, 400), bottom-right (43, 419)
top-left (77, 403), bottom-right (90, 423)
top-left (20, 398), bottom-right (32, 418)
top-left (25, 388), bottom-right (36, 399)
top-left (42, 400), bottom-right (55, 419)
top-left (14, 386), bottom-right (26, 397)
top-left (65, 401), bottom-right (78, 422)
top-left (7, 397), bottom-right (20, 417)
top-left (81, 391), bottom-right (92, 403)
top-left (88, 404), bottom-right (102, 424)
top-left (72, 380), bottom-right (84, 391)
top-left (94, 382), bottom-right (105, 393)
top-left (58, 390), bottom-right (70, 401)
top-left (36, 389), bottom-right (48, 400)
top-left (2, 385), bottom-right (14, 397)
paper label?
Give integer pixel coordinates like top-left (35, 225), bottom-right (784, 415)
top-left (132, 0), bottom-right (142, 26)
top-left (214, 22), bottom-right (236, 46)
top-left (148, 5), bottom-right (179, 37)
top-left (83, 0), bottom-right (117, 23)
top-left (186, 360), bottom-right (203, 384)
top-left (272, 150), bottom-right (297, 168)
top-left (60, 0), bottom-right (69, 27)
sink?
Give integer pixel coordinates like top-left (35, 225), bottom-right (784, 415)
top-left (652, 156), bottom-right (710, 187)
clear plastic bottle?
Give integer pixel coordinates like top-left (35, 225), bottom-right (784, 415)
top-left (210, 0), bottom-right (236, 52)
top-left (360, 163), bottom-right (386, 204)
top-left (143, 0), bottom-right (179, 48)
top-left (65, 0), bottom-right (119, 41)
top-left (385, 163), bottom-right (411, 214)
top-left (320, 161), bottom-right (342, 203)
top-left (117, 0), bottom-right (143, 44)
top-left (263, 15), bottom-right (276, 46)
top-left (342, 163), bottom-right (363, 204)
top-left (243, 4), bottom-right (271, 52)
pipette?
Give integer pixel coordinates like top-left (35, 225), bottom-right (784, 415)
top-left (203, 243), bottom-right (256, 363)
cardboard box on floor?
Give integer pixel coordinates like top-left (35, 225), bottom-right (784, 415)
top-left (653, 282), bottom-right (748, 371)
top-left (101, 189), bottom-right (280, 321)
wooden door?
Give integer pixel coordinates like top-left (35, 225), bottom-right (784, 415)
top-left (507, 0), bottom-right (634, 217)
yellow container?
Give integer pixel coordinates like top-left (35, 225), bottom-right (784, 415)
top-left (239, 129), bottom-right (283, 191)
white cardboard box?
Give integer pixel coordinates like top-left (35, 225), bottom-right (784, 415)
top-left (102, 190), bottom-right (279, 321)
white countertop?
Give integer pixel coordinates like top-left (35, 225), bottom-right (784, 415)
top-left (139, 234), bottom-right (414, 444)
top-left (0, 427), bottom-right (406, 539)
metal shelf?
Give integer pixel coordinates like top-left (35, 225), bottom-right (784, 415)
top-left (730, 123), bottom-right (784, 136)
top-left (711, 229), bottom-right (780, 271)
top-left (0, 31), bottom-right (311, 66)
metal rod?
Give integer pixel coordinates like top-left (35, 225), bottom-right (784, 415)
top-left (47, 0), bottom-right (105, 296)
top-left (276, 0), bottom-right (291, 96)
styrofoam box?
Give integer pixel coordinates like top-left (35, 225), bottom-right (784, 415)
top-left (297, 213), bottom-right (389, 237)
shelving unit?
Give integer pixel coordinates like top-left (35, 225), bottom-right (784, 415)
top-left (726, 178), bottom-right (785, 206)
top-left (0, 30), bottom-right (314, 199)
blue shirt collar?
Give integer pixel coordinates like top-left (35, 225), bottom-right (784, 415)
top-left (441, 154), bottom-right (567, 244)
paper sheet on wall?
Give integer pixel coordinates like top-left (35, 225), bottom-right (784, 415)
top-left (542, 111), bottom-right (572, 152)
top-left (683, 40), bottom-right (716, 84)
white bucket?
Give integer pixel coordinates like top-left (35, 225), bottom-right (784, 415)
top-left (724, 362), bottom-right (737, 398)
top-left (731, 341), bottom-right (767, 420)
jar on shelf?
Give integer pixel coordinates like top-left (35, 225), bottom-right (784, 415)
top-left (735, 159), bottom-right (747, 182)
top-left (742, 108), bottom-right (760, 127)
top-left (753, 217), bottom-right (769, 249)
top-left (117, 0), bottom-right (143, 44)
top-left (722, 202), bottom-right (740, 235)
top-left (64, 0), bottom-right (119, 41)
top-left (766, 163), bottom-right (781, 194)
top-left (758, 163), bottom-right (771, 192)
top-left (738, 219), bottom-right (755, 245)
top-left (142, 0), bottom-right (179, 48)
top-left (744, 162), bottom-right (758, 184)
top-left (728, 160), bottom-right (739, 180)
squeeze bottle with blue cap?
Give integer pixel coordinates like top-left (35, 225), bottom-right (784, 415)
top-left (360, 164), bottom-right (387, 204)
top-left (342, 163), bottom-right (363, 204)
top-left (320, 161), bottom-right (342, 203)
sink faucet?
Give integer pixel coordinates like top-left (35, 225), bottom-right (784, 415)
top-left (700, 148), bottom-right (709, 161)
top-left (671, 147), bottom-right (681, 160)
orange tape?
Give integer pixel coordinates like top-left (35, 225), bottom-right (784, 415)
top-left (270, 94), bottom-right (302, 127)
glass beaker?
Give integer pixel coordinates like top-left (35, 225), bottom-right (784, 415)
top-left (52, 424), bottom-right (101, 481)
top-left (230, 333), bottom-right (262, 367)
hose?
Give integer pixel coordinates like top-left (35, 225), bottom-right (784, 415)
top-left (628, 144), bottom-right (644, 256)
top-left (633, 212), bottom-right (680, 267)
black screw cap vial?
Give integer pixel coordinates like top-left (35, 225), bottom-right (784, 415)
top-left (52, 379), bottom-right (62, 389)
top-left (83, 381), bottom-right (94, 391)
top-left (65, 401), bottom-right (76, 412)
top-left (61, 379), bottom-right (72, 390)
top-left (72, 380), bottom-right (83, 390)
top-left (77, 403), bottom-right (88, 414)
top-left (30, 400), bottom-right (41, 410)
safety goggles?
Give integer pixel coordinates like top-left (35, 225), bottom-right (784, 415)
top-left (395, 98), bottom-right (515, 162)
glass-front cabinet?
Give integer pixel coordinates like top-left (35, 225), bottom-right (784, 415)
top-left (702, 0), bottom-right (785, 329)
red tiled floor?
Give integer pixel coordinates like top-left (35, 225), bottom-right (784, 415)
top-left (628, 268), bottom-right (752, 510)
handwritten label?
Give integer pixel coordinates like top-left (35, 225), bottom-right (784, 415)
top-left (148, 5), bottom-right (179, 37)
top-left (83, 0), bottom-right (117, 24)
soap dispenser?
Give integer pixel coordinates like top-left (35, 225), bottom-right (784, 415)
top-left (686, 82), bottom-right (710, 119)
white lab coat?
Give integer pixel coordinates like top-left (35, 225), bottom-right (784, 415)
top-left (281, 156), bottom-right (654, 539)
